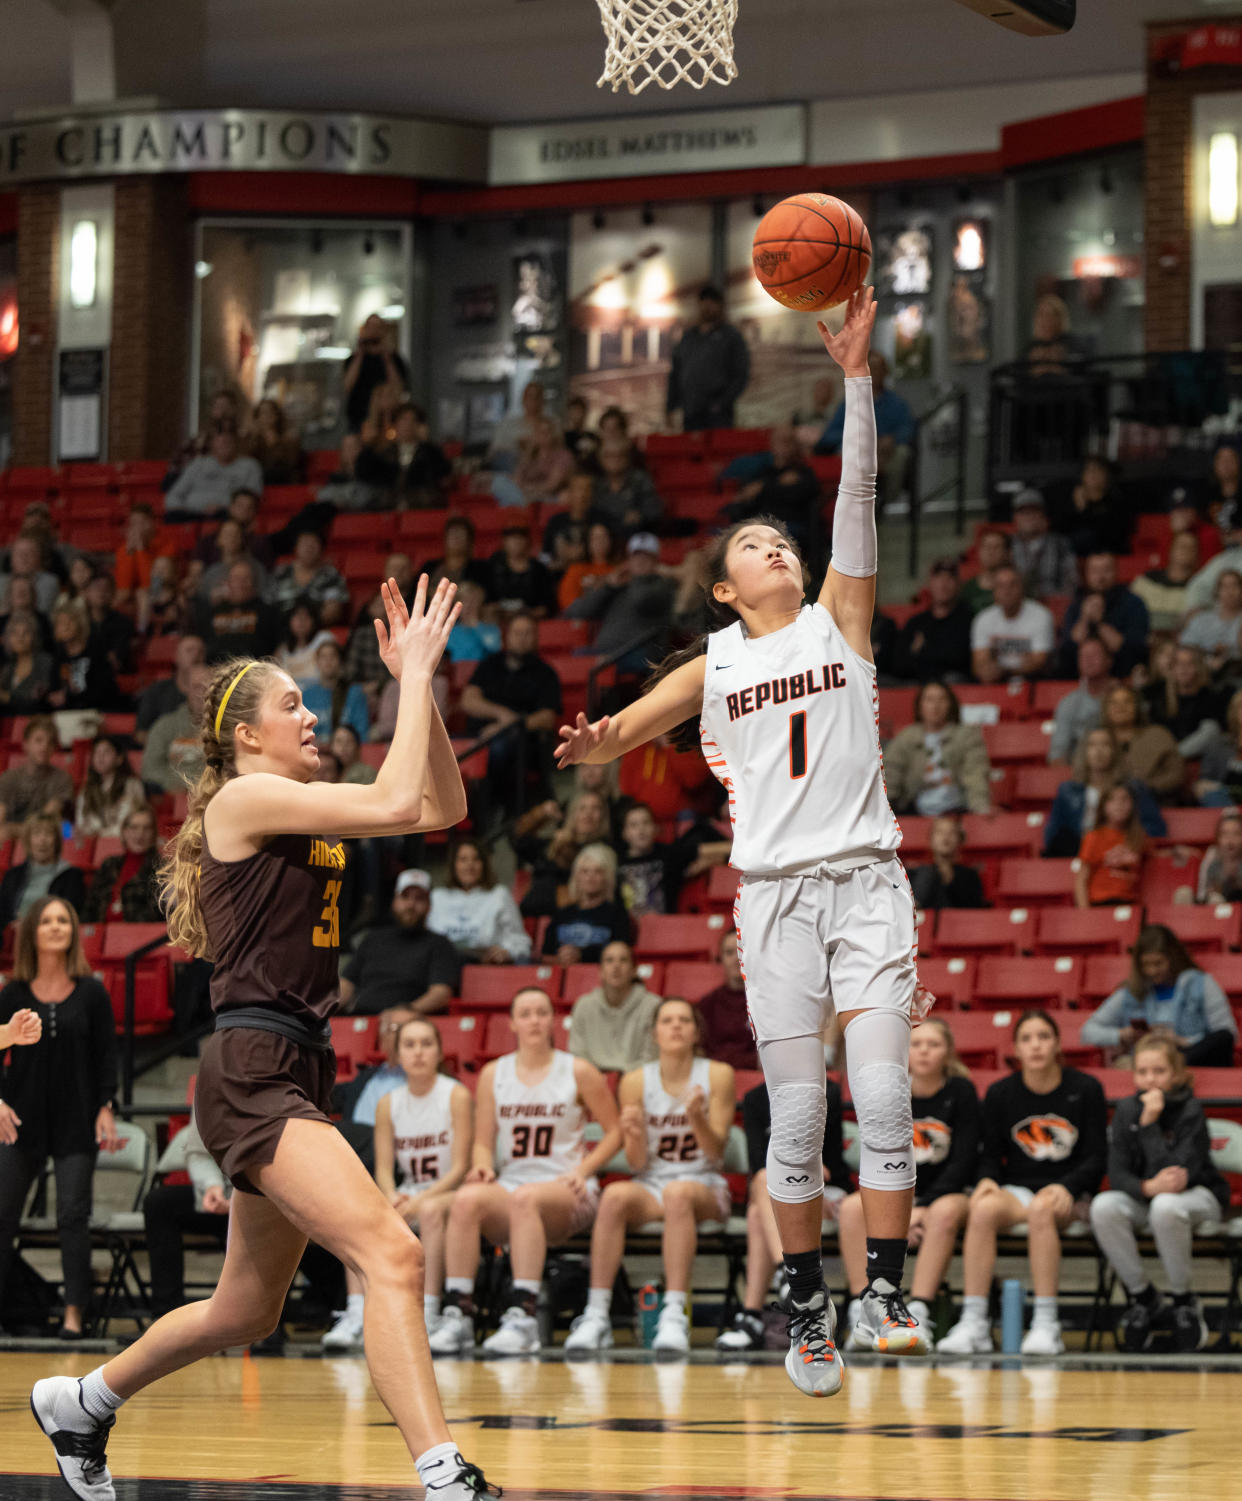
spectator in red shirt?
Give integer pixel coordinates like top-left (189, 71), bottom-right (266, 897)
top-left (114, 504), bottom-right (173, 610)
top-left (1075, 783), bottom-right (1146, 908)
top-left (695, 931), bottom-right (757, 1072)
top-left (619, 734), bottom-right (714, 824)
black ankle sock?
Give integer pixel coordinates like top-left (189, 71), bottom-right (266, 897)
top-left (444, 1290), bottom-right (474, 1315)
top-left (1135, 1283), bottom-right (1161, 1307)
top-left (508, 1289), bottom-right (538, 1317)
top-left (783, 1248), bottom-right (824, 1305)
top-left (865, 1237), bottom-right (907, 1289)
top-left (1172, 1292), bottom-right (1197, 1308)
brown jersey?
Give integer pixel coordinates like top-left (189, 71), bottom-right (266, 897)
top-left (200, 829), bottom-right (345, 1027)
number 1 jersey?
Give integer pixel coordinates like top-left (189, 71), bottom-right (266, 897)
top-left (699, 603), bottom-right (900, 874)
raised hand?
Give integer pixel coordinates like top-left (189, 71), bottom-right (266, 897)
top-left (375, 574), bottom-right (461, 682)
top-left (555, 712), bottom-right (612, 769)
top-left (816, 285), bottom-right (877, 377)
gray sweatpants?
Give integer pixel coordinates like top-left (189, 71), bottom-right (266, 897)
top-left (1089, 1187), bottom-right (1222, 1296)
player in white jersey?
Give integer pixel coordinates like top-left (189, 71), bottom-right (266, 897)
top-left (430, 987), bottom-right (620, 1357)
top-left (557, 287), bottom-right (929, 1398)
top-left (322, 1016), bottom-right (473, 1352)
top-left (564, 997), bottom-right (736, 1354)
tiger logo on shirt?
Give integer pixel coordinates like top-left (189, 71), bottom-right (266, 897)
top-left (912, 1117), bottom-right (952, 1166)
top-left (1012, 1114), bottom-right (1078, 1162)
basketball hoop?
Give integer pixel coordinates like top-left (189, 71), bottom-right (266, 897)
top-left (595, 0), bottom-right (738, 94)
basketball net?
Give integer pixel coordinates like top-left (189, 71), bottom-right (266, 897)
top-left (595, 0), bottom-right (738, 94)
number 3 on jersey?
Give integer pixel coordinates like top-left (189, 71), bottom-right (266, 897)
top-left (313, 878), bottom-right (341, 948)
top-left (789, 710), bottom-right (807, 780)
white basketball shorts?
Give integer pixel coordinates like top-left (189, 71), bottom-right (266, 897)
top-left (734, 855), bottom-right (917, 1047)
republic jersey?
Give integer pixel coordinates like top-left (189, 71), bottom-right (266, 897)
top-left (390, 1073), bottom-right (458, 1193)
top-left (699, 602), bottom-right (900, 873)
top-left (635, 1056), bottom-right (721, 1189)
top-left (493, 1049), bottom-right (588, 1185)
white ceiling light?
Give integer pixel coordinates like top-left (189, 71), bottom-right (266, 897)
top-left (69, 220), bottom-right (98, 309)
top-left (1209, 131), bottom-right (1239, 228)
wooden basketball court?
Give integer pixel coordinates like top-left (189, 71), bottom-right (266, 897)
top-left (2, 1350), bottom-right (1239, 1499)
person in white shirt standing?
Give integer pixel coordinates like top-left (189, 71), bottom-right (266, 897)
top-left (556, 287), bottom-right (928, 1400)
top-left (564, 997), bottom-right (735, 1354)
top-left (970, 565), bottom-right (1054, 683)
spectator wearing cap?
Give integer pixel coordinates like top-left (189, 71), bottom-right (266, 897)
top-left (960, 529), bottom-right (1011, 615)
top-left (894, 560), bottom-right (973, 683)
top-left (1047, 637), bottom-right (1117, 764)
top-left (1133, 530), bottom-right (1201, 635)
top-left (485, 526), bottom-right (557, 617)
top-left (666, 284), bottom-right (751, 433)
top-left (566, 532), bottom-right (677, 674)
top-left (164, 421), bottom-right (263, 519)
top-left (1009, 488), bottom-right (1077, 598)
top-left (338, 870), bottom-right (461, 1016)
top-left (815, 351), bottom-right (914, 516)
top-left (1058, 553), bottom-right (1151, 680)
top-left (592, 439), bottom-right (664, 533)
top-left (695, 931), bottom-right (758, 1072)
top-left (970, 566), bottom-right (1054, 683)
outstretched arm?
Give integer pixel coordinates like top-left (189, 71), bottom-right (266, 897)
top-left (816, 287), bottom-right (879, 662)
top-left (555, 655), bottom-right (707, 768)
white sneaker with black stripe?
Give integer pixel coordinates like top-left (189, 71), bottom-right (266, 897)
top-left (30, 1376), bottom-right (116, 1500)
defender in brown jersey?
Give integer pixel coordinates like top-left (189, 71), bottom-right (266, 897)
top-left (30, 577), bottom-right (501, 1501)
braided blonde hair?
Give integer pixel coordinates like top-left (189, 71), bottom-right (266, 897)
top-left (159, 656), bottom-right (282, 957)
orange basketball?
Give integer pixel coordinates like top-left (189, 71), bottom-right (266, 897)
top-left (751, 193), bottom-right (872, 313)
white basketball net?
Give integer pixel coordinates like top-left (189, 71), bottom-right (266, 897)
top-left (596, 0), bottom-right (739, 94)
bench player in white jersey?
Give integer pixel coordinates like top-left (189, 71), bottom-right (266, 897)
top-left (430, 987), bottom-right (620, 1357)
top-left (557, 286), bottom-right (930, 1398)
top-left (323, 1015), bottom-right (473, 1352)
top-left (564, 996), bottom-right (736, 1354)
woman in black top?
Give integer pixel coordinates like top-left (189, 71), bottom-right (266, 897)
top-left (839, 1018), bottom-right (980, 1352)
top-left (939, 1009), bottom-right (1107, 1358)
top-left (540, 842), bottom-right (632, 964)
top-left (714, 1074), bottom-right (849, 1352)
top-left (0, 896), bottom-right (118, 1338)
top-left (29, 578), bottom-right (498, 1501)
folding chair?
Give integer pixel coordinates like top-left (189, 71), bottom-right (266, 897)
top-left (90, 1121), bottom-right (155, 1336)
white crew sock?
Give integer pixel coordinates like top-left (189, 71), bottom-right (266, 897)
top-left (415, 1441), bottom-right (462, 1489)
top-left (1033, 1296), bottom-right (1059, 1325)
top-left (444, 1277), bottom-right (473, 1298)
top-left (78, 1369), bottom-right (125, 1424)
top-left (587, 1287), bottom-right (612, 1316)
top-left (663, 1290), bottom-right (686, 1312)
top-left (513, 1279), bottom-right (541, 1299)
top-left (346, 1292), bottom-right (364, 1321)
top-left (424, 1294), bottom-right (442, 1322)
top-left (961, 1295), bottom-right (988, 1325)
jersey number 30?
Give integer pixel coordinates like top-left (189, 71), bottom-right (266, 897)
top-left (789, 711), bottom-right (807, 780)
top-left (511, 1124), bottom-right (554, 1158)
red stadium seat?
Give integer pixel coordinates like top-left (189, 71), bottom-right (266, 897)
top-left (1030, 681), bottom-right (1079, 722)
top-left (1140, 854), bottom-right (1202, 907)
top-left (644, 433), bottom-right (706, 460)
top-left (995, 858), bottom-right (1077, 907)
top-left (430, 1014), bottom-right (482, 1073)
top-left (102, 922), bottom-right (168, 958)
top-left (972, 955), bottom-right (1083, 1009)
top-left (959, 812), bottom-right (1045, 858)
top-left (458, 964), bottom-right (563, 1011)
top-left (1145, 902), bottom-right (1242, 954)
top-left (332, 514), bottom-right (389, 544)
top-left (395, 508), bottom-right (452, 541)
top-left (655, 459), bottom-right (718, 493)
top-left (705, 864), bottom-right (739, 911)
top-left (1199, 953), bottom-right (1242, 1001)
top-left (634, 913), bottom-right (729, 961)
top-left (877, 688), bottom-right (916, 741)
top-left (330, 1015), bottom-right (380, 1081)
top-left (1034, 906), bottom-right (1142, 956)
top-left (935, 908), bottom-right (1036, 957)
top-left (538, 619), bottom-right (592, 653)
top-left (481, 1012), bottom-right (571, 1062)
top-left (915, 956), bottom-right (977, 1009)
top-left (1152, 807), bottom-right (1226, 849)
top-left (708, 427), bottom-right (771, 455)
top-left (981, 722), bottom-right (1053, 765)
top-left (1083, 953), bottom-right (1130, 1000)
top-left (954, 682), bottom-right (1031, 722)
top-left (663, 961), bottom-right (725, 1001)
top-left (897, 817), bottom-right (934, 860)
top-left (1012, 764), bottom-right (1065, 810)
top-left (948, 1011), bottom-right (1016, 1069)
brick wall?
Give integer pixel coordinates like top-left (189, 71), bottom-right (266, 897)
top-left (12, 185), bottom-right (59, 466)
top-left (1145, 18), bottom-right (1242, 351)
top-left (109, 176), bottom-right (192, 461)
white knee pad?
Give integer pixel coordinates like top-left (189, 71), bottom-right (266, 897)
top-left (766, 1081), bottom-right (827, 1204)
top-left (845, 1009), bottom-right (915, 1191)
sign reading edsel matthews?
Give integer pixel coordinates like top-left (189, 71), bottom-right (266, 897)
top-left (0, 110), bottom-right (487, 186)
top-left (490, 104), bottom-right (805, 185)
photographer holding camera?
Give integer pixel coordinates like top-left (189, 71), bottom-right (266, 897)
top-left (343, 314), bottom-right (409, 433)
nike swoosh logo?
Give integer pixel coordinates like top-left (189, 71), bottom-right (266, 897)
top-left (716, 664), bottom-right (733, 671)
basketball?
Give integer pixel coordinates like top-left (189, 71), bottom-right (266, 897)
top-left (751, 193), bottom-right (872, 312)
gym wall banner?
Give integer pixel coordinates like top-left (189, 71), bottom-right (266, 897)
top-left (490, 104), bottom-right (806, 185)
top-left (0, 110), bottom-right (488, 185)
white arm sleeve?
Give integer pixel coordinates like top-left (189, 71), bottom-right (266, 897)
top-left (830, 376), bottom-right (878, 579)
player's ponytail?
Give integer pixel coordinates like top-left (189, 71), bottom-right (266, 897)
top-left (644, 513), bottom-right (806, 749)
top-left (160, 656), bottom-right (280, 958)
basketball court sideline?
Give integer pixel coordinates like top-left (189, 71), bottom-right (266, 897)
top-left (2, 1351), bottom-right (1240, 1499)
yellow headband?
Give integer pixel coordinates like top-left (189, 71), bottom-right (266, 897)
top-left (214, 662), bottom-right (259, 742)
